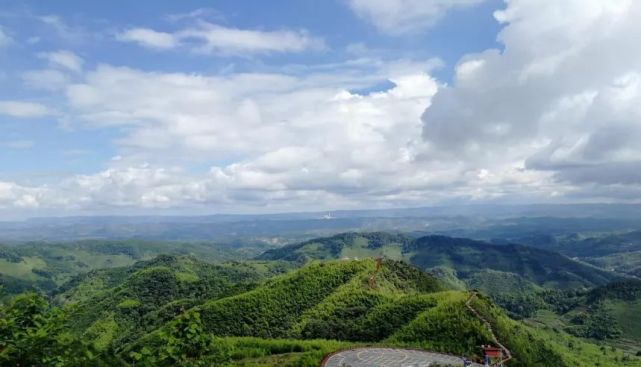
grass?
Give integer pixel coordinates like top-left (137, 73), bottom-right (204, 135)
top-left (524, 309), bottom-right (568, 330)
top-left (0, 257), bottom-right (48, 281)
top-left (226, 337), bottom-right (353, 366)
top-left (607, 299), bottom-right (641, 340)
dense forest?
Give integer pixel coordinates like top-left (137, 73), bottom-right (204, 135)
top-left (1, 232), bottom-right (641, 366)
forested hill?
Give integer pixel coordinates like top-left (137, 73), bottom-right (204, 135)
top-left (107, 259), bottom-right (641, 366)
top-left (258, 232), bottom-right (411, 261)
top-left (258, 232), bottom-right (619, 294)
top-left (2, 254), bottom-right (639, 366)
top-left (409, 235), bottom-right (616, 289)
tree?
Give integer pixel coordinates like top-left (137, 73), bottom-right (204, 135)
top-left (131, 311), bottom-right (232, 366)
top-left (0, 293), bottom-right (101, 366)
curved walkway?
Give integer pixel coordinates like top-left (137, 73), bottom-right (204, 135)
top-left (321, 292), bottom-right (512, 367)
top-left (321, 348), bottom-right (484, 367)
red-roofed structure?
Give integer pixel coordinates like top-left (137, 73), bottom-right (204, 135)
top-left (481, 345), bottom-right (504, 366)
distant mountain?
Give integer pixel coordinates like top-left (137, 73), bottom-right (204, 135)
top-left (0, 240), bottom-right (267, 297)
top-left (258, 232), bottom-right (620, 295)
top-left (408, 235), bottom-right (617, 290)
top-left (558, 231), bottom-right (641, 276)
top-left (501, 230), bottom-right (641, 277)
top-left (3, 203), bottom-right (641, 242)
top-left (258, 232), bottom-right (411, 262)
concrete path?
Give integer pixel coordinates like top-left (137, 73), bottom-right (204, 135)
top-left (465, 292), bottom-right (512, 365)
top-left (321, 348), bottom-right (484, 367)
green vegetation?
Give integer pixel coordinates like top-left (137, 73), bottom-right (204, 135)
top-left (521, 280), bottom-right (641, 345)
top-left (58, 255), bottom-right (293, 350)
top-left (471, 295), bottom-right (641, 367)
top-left (0, 240), bottom-right (271, 297)
top-left (260, 233), bottom-right (618, 297)
top-left (529, 230), bottom-right (641, 277)
top-left (258, 232), bottom-right (411, 262)
top-left (0, 293), bottom-right (112, 366)
top-left (1, 231), bottom-right (640, 366)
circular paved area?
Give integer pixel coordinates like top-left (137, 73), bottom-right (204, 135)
top-left (321, 348), bottom-right (483, 367)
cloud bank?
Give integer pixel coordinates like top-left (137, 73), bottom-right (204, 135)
top-left (2, 0), bottom-right (641, 216)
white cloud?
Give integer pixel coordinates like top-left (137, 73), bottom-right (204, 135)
top-left (38, 50), bottom-right (84, 72)
top-left (4, 0), bottom-right (641, 214)
top-left (0, 182), bottom-right (46, 209)
top-left (65, 61), bottom-right (437, 159)
top-left (0, 59), bottom-right (460, 212)
top-left (62, 166), bottom-right (204, 208)
top-left (421, 0), bottom-right (641, 199)
top-left (347, 0), bottom-right (484, 34)
top-left (116, 22), bottom-right (324, 55)
top-left (3, 49), bottom-right (581, 212)
top-left (179, 23), bottom-right (324, 55)
top-left (116, 28), bottom-right (178, 49)
top-left (0, 101), bottom-right (54, 118)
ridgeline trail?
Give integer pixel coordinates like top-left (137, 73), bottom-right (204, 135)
top-left (465, 291), bottom-right (513, 365)
top-left (367, 257), bottom-right (383, 289)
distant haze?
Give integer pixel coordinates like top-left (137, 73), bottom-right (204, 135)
top-left (2, 204), bottom-right (641, 242)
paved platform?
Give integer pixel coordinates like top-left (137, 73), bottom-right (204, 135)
top-left (321, 348), bottom-right (483, 367)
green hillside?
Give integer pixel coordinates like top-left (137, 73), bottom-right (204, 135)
top-left (259, 233), bottom-right (618, 296)
top-left (56, 255), bottom-right (292, 350)
top-left (521, 230), bottom-right (641, 276)
top-left (258, 232), bottom-right (410, 262)
top-left (563, 280), bottom-right (641, 343)
top-left (556, 231), bottom-right (641, 258)
top-left (2, 255), bottom-right (639, 366)
top-left (409, 235), bottom-right (616, 291)
top-left (470, 294), bottom-right (641, 367)
top-left (124, 259), bottom-right (638, 367)
top-left (0, 240), bottom-right (268, 297)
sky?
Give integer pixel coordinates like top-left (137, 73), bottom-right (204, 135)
top-left (0, 0), bottom-right (640, 219)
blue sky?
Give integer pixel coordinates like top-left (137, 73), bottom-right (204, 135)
top-left (1, 0), bottom-right (640, 218)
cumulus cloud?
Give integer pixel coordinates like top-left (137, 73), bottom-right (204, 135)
top-left (422, 0), bottom-right (641, 198)
top-left (0, 101), bottom-right (54, 118)
top-left (2, 59), bottom-right (467, 212)
top-left (347, 0), bottom-right (484, 34)
top-left (0, 54), bottom-right (549, 213)
top-left (116, 22), bottom-right (324, 55)
top-left (0, 182), bottom-right (46, 209)
top-left (64, 61), bottom-right (437, 161)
